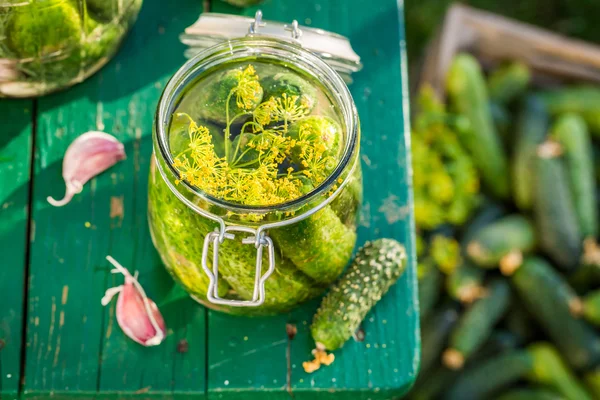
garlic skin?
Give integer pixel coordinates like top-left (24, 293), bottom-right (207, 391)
top-left (102, 256), bottom-right (166, 347)
top-left (47, 131), bottom-right (126, 207)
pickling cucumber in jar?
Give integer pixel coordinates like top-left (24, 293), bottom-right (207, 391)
top-left (0, 0), bottom-right (143, 97)
top-left (148, 38), bottom-right (363, 316)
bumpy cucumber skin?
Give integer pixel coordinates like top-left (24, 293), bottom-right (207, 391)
top-left (534, 153), bottom-right (582, 270)
top-left (420, 304), bottom-right (459, 377)
top-left (495, 388), bottom-right (566, 400)
top-left (527, 343), bottom-right (594, 400)
top-left (310, 239), bottom-right (407, 351)
top-left (260, 72), bottom-right (318, 112)
top-left (447, 279), bottom-right (511, 363)
top-left (512, 258), bottom-right (600, 371)
top-left (487, 62), bottom-right (532, 105)
top-left (418, 258), bottom-right (442, 321)
top-left (466, 214), bottom-right (536, 268)
top-left (270, 206), bottom-right (356, 284)
top-left (446, 350), bottom-right (534, 400)
top-left (540, 86), bottom-right (600, 135)
top-left (583, 290), bottom-right (600, 327)
top-left (512, 96), bottom-right (550, 210)
top-left (447, 54), bottom-right (510, 199)
top-left (551, 113), bottom-right (598, 238)
top-left (148, 160), bottom-right (323, 316)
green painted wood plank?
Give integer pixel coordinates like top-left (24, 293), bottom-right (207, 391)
top-left (206, 0), bottom-right (419, 399)
top-left (23, 0), bottom-right (208, 398)
top-left (0, 99), bottom-right (33, 399)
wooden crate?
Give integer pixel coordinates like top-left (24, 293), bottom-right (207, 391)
top-left (419, 3), bottom-right (600, 98)
top-left (0, 0), bottom-right (419, 398)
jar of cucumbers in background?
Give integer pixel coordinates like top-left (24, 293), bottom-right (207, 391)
top-left (149, 13), bottom-right (364, 316)
top-left (0, 0), bottom-right (143, 98)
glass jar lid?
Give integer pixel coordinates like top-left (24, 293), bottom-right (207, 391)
top-left (180, 11), bottom-right (362, 83)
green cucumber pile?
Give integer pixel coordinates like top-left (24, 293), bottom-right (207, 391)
top-left (410, 53), bottom-right (600, 400)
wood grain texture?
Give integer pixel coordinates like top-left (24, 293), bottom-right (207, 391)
top-left (206, 0), bottom-right (419, 399)
top-left (23, 0), bottom-right (208, 398)
top-left (0, 99), bottom-right (33, 399)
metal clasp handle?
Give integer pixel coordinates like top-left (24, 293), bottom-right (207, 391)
top-left (201, 225), bottom-right (275, 307)
top-left (248, 11), bottom-right (302, 41)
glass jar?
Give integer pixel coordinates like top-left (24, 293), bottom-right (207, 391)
top-left (148, 19), bottom-right (362, 316)
top-left (0, 0), bottom-right (143, 98)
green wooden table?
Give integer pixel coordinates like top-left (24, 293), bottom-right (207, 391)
top-left (0, 0), bottom-right (419, 398)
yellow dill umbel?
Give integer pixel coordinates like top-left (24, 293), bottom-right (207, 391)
top-left (171, 64), bottom-right (340, 207)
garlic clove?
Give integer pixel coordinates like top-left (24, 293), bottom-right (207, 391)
top-left (48, 131), bottom-right (126, 207)
top-left (102, 256), bottom-right (166, 347)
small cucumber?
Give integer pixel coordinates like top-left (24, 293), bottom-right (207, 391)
top-left (487, 62), bottom-right (531, 105)
top-left (526, 343), bottom-right (594, 400)
top-left (310, 239), bottom-right (407, 350)
top-left (443, 279), bottom-right (511, 369)
top-left (410, 367), bottom-right (458, 400)
top-left (417, 257), bottom-right (442, 321)
top-left (584, 367), bottom-right (600, 398)
top-left (583, 290), bottom-right (600, 327)
top-left (551, 114), bottom-right (598, 239)
top-left (511, 258), bottom-right (600, 371)
top-left (490, 102), bottom-right (512, 149)
top-left (512, 95), bottom-right (550, 210)
top-left (540, 86), bottom-right (600, 135)
top-left (475, 330), bottom-right (522, 361)
top-left (504, 301), bottom-right (537, 344)
top-left (534, 142), bottom-right (582, 270)
top-left (466, 214), bottom-right (536, 274)
top-left (446, 260), bottom-right (486, 304)
top-left (270, 206), bottom-right (356, 284)
top-left (495, 388), bottom-right (566, 400)
top-left (445, 350), bottom-right (534, 400)
top-left (420, 304), bottom-right (459, 377)
top-left (447, 53), bottom-right (510, 199)
top-left (430, 234), bottom-right (462, 275)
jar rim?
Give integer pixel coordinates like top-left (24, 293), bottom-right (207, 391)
top-left (154, 36), bottom-right (359, 215)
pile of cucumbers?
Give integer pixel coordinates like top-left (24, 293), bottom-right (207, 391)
top-left (411, 53), bottom-right (600, 400)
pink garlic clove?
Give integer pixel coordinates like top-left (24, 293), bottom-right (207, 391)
top-left (47, 131), bottom-right (126, 207)
top-left (101, 256), bottom-right (166, 347)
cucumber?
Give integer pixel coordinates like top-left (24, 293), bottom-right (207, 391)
top-left (420, 304), bottom-right (459, 377)
top-left (487, 62), bottom-right (531, 105)
top-left (490, 102), bottom-right (512, 149)
top-left (569, 261), bottom-right (600, 294)
top-left (430, 234), bottom-right (462, 275)
top-left (443, 279), bottom-right (511, 369)
top-left (511, 258), bottom-right (600, 371)
top-left (551, 114), bottom-right (598, 239)
top-left (540, 86), bottom-right (600, 135)
top-left (270, 206), bottom-right (356, 284)
top-left (526, 343), bottom-right (594, 400)
top-left (504, 301), bottom-right (537, 344)
top-left (584, 367), bottom-right (600, 398)
top-left (329, 164), bottom-right (363, 227)
top-left (310, 239), bottom-right (407, 350)
top-left (410, 367), bottom-right (458, 400)
top-left (583, 290), bottom-right (600, 327)
top-left (417, 257), bottom-right (442, 321)
top-left (475, 330), bottom-right (522, 361)
top-left (495, 388), bottom-right (566, 400)
top-left (512, 95), bottom-right (550, 210)
top-left (466, 214), bottom-right (536, 274)
top-left (445, 350), bottom-right (534, 400)
top-left (446, 260), bottom-right (486, 304)
top-left (447, 53), bottom-right (510, 199)
top-left (534, 143), bottom-right (582, 270)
